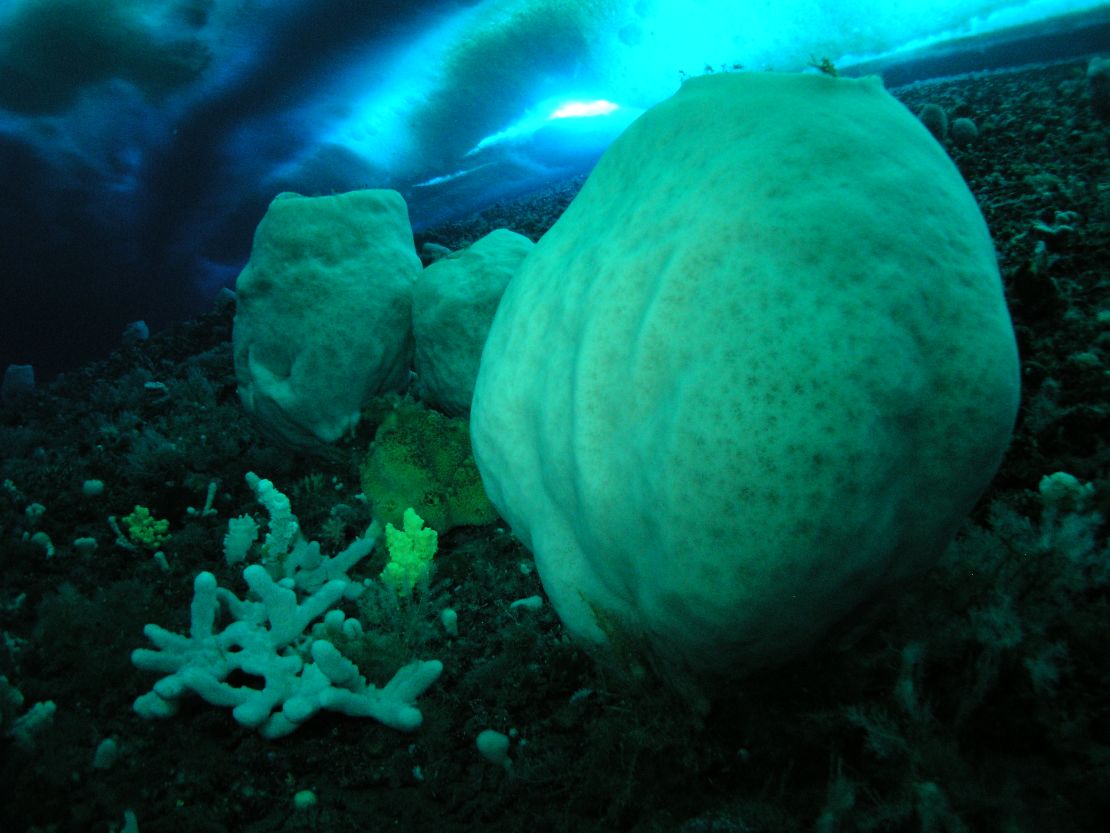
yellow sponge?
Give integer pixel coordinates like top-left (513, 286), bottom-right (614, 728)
top-left (360, 399), bottom-right (497, 533)
top-left (381, 508), bottom-right (438, 597)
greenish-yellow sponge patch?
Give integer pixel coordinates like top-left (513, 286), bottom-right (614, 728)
top-left (381, 507), bottom-right (438, 597)
top-left (360, 399), bottom-right (498, 533)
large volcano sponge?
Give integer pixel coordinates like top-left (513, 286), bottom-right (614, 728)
top-left (470, 72), bottom-right (1021, 682)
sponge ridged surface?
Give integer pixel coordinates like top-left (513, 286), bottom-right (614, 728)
top-left (470, 72), bottom-right (1020, 678)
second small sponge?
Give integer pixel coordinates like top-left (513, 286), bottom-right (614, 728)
top-left (413, 229), bottom-right (533, 416)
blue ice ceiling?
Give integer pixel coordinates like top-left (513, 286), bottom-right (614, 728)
top-left (0, 0), bottom-right (1106, 380)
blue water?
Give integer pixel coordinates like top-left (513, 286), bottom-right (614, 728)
top-left (0, 0), bottom-right (1106, 379)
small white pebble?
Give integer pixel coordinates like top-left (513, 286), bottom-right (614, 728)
top-left (293, 789), bottom-right (317, 810)
top-left (440, 607), bottom-right (459, 637)
top-left (476, 729), bottom-right (512, 771)
top-left (73, 537), bottom-right (98, 556)
top-left (510, 595), bottom-right (543, 612)
top-left (93, 737), bottom-right (119, 770)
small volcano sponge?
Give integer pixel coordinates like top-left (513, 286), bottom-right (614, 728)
top-left (234, 189), bottom-right (420, 448)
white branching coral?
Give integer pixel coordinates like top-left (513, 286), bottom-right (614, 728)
top-left (132, 483), bottom-right (442, 738)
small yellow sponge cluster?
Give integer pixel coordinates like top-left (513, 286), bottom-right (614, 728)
top-left (380, 508), bottom-right (438, 597)
top-left (122, 505), bottom-right (170, 551)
